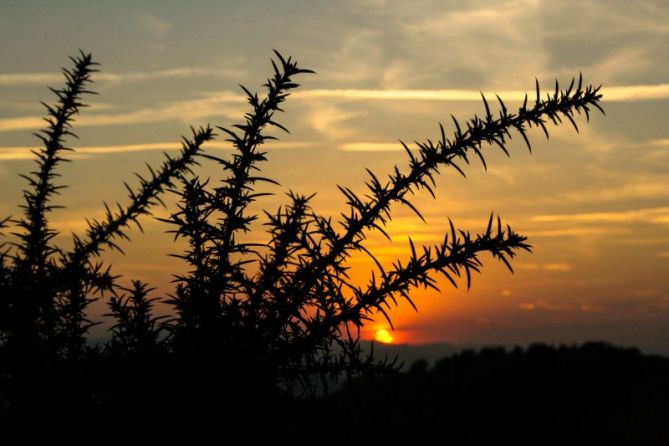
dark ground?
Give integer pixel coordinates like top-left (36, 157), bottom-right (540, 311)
top-left (308, 342), bottom-right (669, 445)
top-left (3, 342), bottom-right (668, 445)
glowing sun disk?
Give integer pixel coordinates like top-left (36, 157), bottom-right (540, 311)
top-left (375, 329), bottom-right (394, 344)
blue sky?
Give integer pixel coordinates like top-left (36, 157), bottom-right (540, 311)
top-left (1, 0), bottom-right (668, 352)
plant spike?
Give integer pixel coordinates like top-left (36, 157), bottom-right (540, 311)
top-left (281, 77), bottom-right (603, 321)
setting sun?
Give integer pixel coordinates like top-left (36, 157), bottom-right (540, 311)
top-left (375, 329), bottom-right (394, 344)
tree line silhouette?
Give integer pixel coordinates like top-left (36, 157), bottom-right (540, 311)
top-left (315, 342), bottom-right (669, 445)
top-left (0, 51), bottom-right (611, 443)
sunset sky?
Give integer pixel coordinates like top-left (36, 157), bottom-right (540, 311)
top-left (1, 0), bottom-right (668, 353)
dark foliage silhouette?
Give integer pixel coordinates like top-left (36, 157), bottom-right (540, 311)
top-left (0, 51), bottom-right (605, 442)
top-left (320, 343), bottom-right (669, 445)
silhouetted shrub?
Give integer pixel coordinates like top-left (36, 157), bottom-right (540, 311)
top-left (0, 51), bottom-right (604, 440)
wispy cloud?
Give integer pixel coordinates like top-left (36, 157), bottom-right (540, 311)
top-left (0, 116), bottom-right (44, 133)
top-left (1, 82), bottom-right (664, 134)
top-left (400, 0), bottom-right (546, 89)
top-left (0, 140), bottom-right (314, 161)
top-left (612, 236), bottom-right (669, 247)
top-left (303, 102), bottom-right (363, 140)
top-left (296, 89), bottom-right (526, 101)
top-left (295, 84), bottom-right (669, 102)
top-left (519, 299), bottom-right (608, 313)
top-left (515, 262), bottom-right (572, 272)
top-left (136, 13), bottom-right (172, 38)
top-left (632, 288), bottom-right (667, 299)
top-left (0, 73), bottom-right (62, 86)
top-left (336, 1), bottom-right (666, 91)
top-left (0, 92), bottom-right (245, 133)
top-left (531, 207), bottom-right (669, 225)
top-left (557, 180), bottom-right (669, 204)
top-left (339, 142), bottom-right (405, 152)
top-left (523, 227), bottom-right (630, 238)
top-left (0, 68), bottom-right (244, 87)
top-left (651, 138), bottom-right (669, 146)
top-left (602, 84), bottom-right (669, 102)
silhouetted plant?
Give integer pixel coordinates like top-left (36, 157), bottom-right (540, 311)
top-left (0, 52), bottom-right (213, 365)
top-left (106, 280), bottom-right (164, 360)
top-left (156, 53), bottom-right (603, 393)
top-left (0, 49), bottom-right (603, 417)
